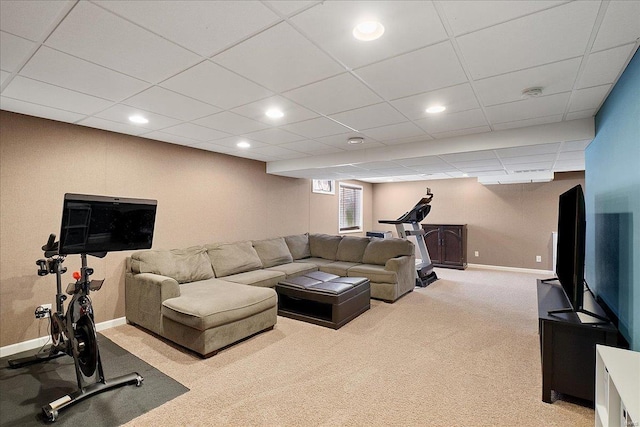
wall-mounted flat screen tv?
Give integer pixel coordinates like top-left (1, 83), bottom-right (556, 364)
top-left (555, 184), bottom-right (586, 310)
top-left (59, 193), bottom-right (157, 255)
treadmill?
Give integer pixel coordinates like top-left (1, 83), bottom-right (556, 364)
top-left (379, 189), bottom-right (438, 287)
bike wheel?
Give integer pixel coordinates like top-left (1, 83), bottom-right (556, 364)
top-left (75, 315), bottom-right (98, 377)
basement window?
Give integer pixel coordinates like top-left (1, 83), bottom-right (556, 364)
top-left (339, 183), bottom-right (363, 233)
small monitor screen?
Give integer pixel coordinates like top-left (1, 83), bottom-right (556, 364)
top-left (59, 194), bottom-right (157, 255)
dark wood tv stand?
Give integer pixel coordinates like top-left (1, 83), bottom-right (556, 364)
top-left (536, 279), bottom-right (619, 404)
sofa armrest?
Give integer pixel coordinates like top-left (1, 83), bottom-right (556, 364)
top-left (385, 255), bottom-right (416, 298)
top-left (125, 272), bottom-right (180, 335)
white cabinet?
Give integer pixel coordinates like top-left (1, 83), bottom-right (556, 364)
top-left (595, 345), bottom-right (640, 427)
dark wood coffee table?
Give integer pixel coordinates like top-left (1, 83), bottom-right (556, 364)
top-left (276, 271), bottom-right (370, 329)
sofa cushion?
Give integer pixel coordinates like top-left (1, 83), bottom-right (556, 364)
top-left (162, 279), bottom-right (277, 331)
top-left (284, 233), bottom-right (311, 260)
top-left (362, 238), bottom-right (414, 265)
top-left (266, 262), bottom-right (317, 278)
top-left (309, 233), bottom-right (342, 260)
top-left (129, 246), bottom-right (214, 284)
top-left (206, 241), bottom-right (263, 277)
top-left (223, 269), bottom-right (285, 288)
top-left (347, 264), bottom-right (397, 284)
top-left (319, 261), bottom-right (359, 277)
top-left (336, 236), bottom-right (370, 263)
top-left (253, 237), bottom-right (293, 268)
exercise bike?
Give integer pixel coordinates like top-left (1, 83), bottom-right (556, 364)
top-left (8, 234), bottom-right (143, 422)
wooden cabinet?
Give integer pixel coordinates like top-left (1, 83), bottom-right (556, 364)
top-left (422, 224), bottom-right (467, 269)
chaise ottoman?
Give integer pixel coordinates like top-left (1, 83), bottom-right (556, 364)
top-left (276, 271), bottom-right (370, 329)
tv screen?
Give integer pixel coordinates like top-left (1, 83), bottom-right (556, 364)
top-left (59, 193), bottom-right (157, 255)
top-left (555, 184), bottom-right (586, 310)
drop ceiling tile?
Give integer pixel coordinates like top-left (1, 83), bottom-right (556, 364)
top-left (414, 108), bottom-right (488, 134)
top-left (20, 46), bottom-right (150, 102)
top-left (161, 60), bottom-right (273, 110)
top-left (578, 44), bottom-right (636, 89)
top-left (561, 139), bottom-right (590, 151)
top-left (0, 96), bottom-right (86, 123)
top-left (390, 83), bottom-right (479, 120)
top-left (565, 109), bottom-right (597, 121)
top-left (282, 116), bottom-right (351, 138)
top-left (474, 58), bottom-right (581, 107)
top-left (78, 117), bottom-right (149, 136)
top-left (456, 1), bottom-right (599, 79)
top-left (395, 156), bottom-right (449, 167)
top-left (96, 1), bottom-right (280, 57)
top-left (568, 85), bottom-right (611, 112)
top-left (194, 111), bottom-right (269, 135)
top-left (161, 123), bottom-right (230, 142)
top-left (591, 0), bottom-right (640, 51)
top-left (283, 72), bottom-right (382, 115)
top-left (354, 41), bottom-right (467, 100)
top-left (231, 95), bottom-right (318, 125)
top-left (485, 92), bottom-right (570, 124)
top-left (45, 1), bottom-right (200, 83)
top-left (0, 0), bottom-right (72, 41)
top-left (432, 126), bottom-right (492, 139)
top-left (556, 150), bottom-right (584, 161)
top-left (0, 70), bottom-right (10, 85)
top-left (190, 142), bottom-right (236, 154)
top-left (441, 1), bottom-right (568, 36)
top-left (354, 161), bottom-right (402, 171)
top-left (506, 162), bottom-right (554, 172)
top-left (554, 159), bottom-right (585, 171)
top-left (94, 104), bottom-right (181, 130)
top-left (0, 31), bottom-right (36, 71)
top-left (315, 132), bottom-right (383, 150)
top-left (243, 128), bottom-right (304, 145)
top-left (441, 150), bottom-right (497, 162)
top-left (495, 142), bottom-right (560, 157)
top-left (225, 149), bottom-right (280, 162)
top-left (136, 130), bottom-right (200, 148)
top-left (290, 1), bottom-right (447, 69)
top-left (2, 76), bottom-right (112, 114)
top-left (492, 114), bottom-right (563, 130)
top-left (249, 145), bottom-right (306, 160)
top-left (330, 103), bottom-right (407, 131)
top-left (213, 22), bottom-right (344, 92)
top-left (124, 86), bottom-right (220, 121)
top-left (365, 167), bottom-right (414, 176)
top-left (381, 134), bottom-right (433, 145)
top-left (278, 140), bottom-right (342, 155)
top-left (450, 158), bottom-right (503, 169)
top-left (500, 153), bottom-right (557, 165)
top-left (411, 163), bottom-right (459, 173)
top-left (361, 122), bottom-right (426, 141)
top-left (265, 1), bottom-right (317, 17)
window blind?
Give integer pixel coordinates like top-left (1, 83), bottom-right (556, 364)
top-left (339, 184), bottom-right (362, 232)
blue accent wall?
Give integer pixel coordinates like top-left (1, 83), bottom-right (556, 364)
top-left (585, 47), bottom-right (640, 350)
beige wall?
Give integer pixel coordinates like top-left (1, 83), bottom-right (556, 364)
top-left (372, 172), bottom-right (585, 270)
top-left (1, 112), bottom-right (372, 347)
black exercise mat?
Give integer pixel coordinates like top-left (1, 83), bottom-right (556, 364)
top-left (0, 334), bottom-right (189, 426)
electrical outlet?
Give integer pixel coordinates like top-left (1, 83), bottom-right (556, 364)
top-left (474, 251), bottom-right (479, 257)
top-left (536, 255), bottom-right (542, 263)
top-left (35, 303), bottom-right (52, 319)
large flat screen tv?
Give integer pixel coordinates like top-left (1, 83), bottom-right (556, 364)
top-left (59, 193), bottom-right (157, 255)
top-left (555, 184), bottom-right (586, 310)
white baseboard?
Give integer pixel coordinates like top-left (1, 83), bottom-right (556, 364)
top-left (466, 263), bottom-right (554, 275)
top-left (0, 317), bottom-right (127, 358)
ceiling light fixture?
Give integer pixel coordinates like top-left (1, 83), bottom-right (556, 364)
top-left (265, 108), bottom-right (284, 119)
top-left (353, 21), bottom-right (385, 41)
top-left (237, 141), bottom-right (251, 149)
top-left (425, 105), bottom-right (446, 114)
top-left (521, 87), bottom-right (543, 99)
top-left (347, 136), bottom-right (364, 145)
top-left (128, 115), bottom-right (148, 124)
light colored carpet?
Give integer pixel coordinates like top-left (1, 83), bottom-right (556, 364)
top-left (102, 267), bottom-right (594, 426)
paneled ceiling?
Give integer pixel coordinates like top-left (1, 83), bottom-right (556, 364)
top-left (1, 1), bottom-right (638, 182)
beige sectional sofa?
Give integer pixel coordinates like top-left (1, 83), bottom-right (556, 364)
top-left (125, 233), bottom-right (415, 357)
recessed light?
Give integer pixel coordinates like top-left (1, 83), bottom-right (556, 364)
top-left (353, 21), bottom-right (384, 41)
top-left (462, 173), bottom-right (469, 177)
top-left (265, 108), bottom-right (284, 119)
top-left (347, 137), bottom-right (364, 145)
top-left (237, 141), bottom-right (251, 149)
top-left (425, 106), bottom-right (446, 114)
top-left (128, 115), bottom-right (148, 124)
